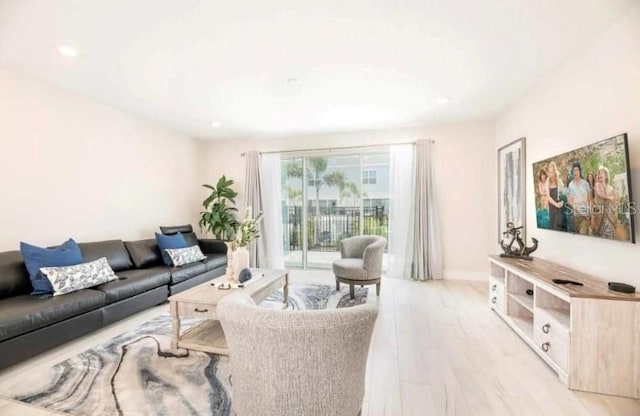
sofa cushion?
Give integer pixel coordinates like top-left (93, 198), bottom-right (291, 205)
top-left (78, 240), bottom-right (133, 272)
top-left (95, 267), bottom-right (170, 304)
top-left (156, 232), bottom-right (188, 266)
top-left (41, 257), bottom-right (118, 296)
top-left (20, 239), bottom-right (84, 295)
top-left (124, 239), bottom-right (163, 269)
top-left (0, 251), bottom-right (31, 299)
top-left (203, 253), bottom-right (227, 272)
top-left (198, 239), bottom-right (228, 255)
top-left (182, 232), bottom-right (199, 248)
top-left (0, 289), bottom-right (106, 342)
top-left (170, 262), bottom-right (207, 284)
top-left (160, 225), bottom-right (199, 247)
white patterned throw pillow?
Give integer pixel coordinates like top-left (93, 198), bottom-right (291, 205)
top-left (165, 245), bottom-right (206, 266)
top-left (40, 257), bottom-right (118, 296)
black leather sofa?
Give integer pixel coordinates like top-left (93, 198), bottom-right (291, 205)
top-left (0, 225), bottom-right (227, 370)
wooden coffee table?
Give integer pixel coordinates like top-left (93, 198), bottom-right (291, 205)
top-left (169, 269), bottom-right (288, 355)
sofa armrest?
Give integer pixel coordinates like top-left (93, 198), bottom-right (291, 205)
top-left (198, 239), bottom-right (228, 255)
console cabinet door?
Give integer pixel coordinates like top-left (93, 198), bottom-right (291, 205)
top-left (534, 309), bottom-right (569, 373)
top-left (489, 277), bottom-right (505, 314)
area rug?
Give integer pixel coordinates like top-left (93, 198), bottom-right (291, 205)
top-left (5, 284), bottom-right (368, 416)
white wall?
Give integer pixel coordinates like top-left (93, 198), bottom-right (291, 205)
top-left (0, 70), bottom-right (205, 250)
top-left (204, 121), bottom-right (494, 277)
top-left (495, 5), bottom-right (640, 286)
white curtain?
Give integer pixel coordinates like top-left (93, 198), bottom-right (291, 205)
top-left (258, 153), bottom-right (285, 269)
top-left (244, 152), bottom-right (262, 266)
top-left (244, 152), bottom-right (285, 269)
top-left (388, 144), bottom-right (416, 279)
top-left (412, 139), bottom-right (443, 280)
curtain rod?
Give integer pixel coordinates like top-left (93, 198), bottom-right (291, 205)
top-left (240, 139), bottom-right (434, 156)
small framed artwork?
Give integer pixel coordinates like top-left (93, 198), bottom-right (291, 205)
top-left (498, 137), bottom-right (526, 242)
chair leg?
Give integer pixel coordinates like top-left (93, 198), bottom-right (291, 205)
top-left (336, 280), bottom-right (340, 291)
top-left (376, 282), bottom-right (381, 296)
top-left (349, 284), bottom-right (355, 299)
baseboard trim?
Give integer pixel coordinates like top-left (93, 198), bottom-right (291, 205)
top-left (443, 270), bottom-right (489, 281)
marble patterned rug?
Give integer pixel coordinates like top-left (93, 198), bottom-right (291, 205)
top-left (6, 284), bottom-right (368, 416)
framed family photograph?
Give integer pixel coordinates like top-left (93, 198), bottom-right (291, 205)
top-left (498, 137), bottom-right (526, 243)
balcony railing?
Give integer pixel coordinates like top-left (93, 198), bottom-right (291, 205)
top-left (282, 206), bottom-right (388, 252)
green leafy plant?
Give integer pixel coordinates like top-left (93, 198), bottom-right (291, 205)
top-left (198, 175), bottom-right (239, 240)
top-left (234, 208), bottom-right (263, 248)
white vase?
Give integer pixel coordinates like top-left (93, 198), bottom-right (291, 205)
top-left (233, 247), bottom-right (250, 280)
top-left (225, 241), bottom-right (235, 279)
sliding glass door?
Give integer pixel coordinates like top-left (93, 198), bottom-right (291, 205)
top-left (281, 157), bottom-right (304, 268)
top-left (281, 150), bottom-right (389, 269)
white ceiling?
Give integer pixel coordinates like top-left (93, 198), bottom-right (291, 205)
top-left (0, 0), bottom-right (636, 140)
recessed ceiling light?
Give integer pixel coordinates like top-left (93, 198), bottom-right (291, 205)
top-left (435, 97), bottom-right (451, 105)
top-left (211, 121), bottom-right (222, 128)
top-left (57, 45), bottom-right (79, 58)
top-left (286, 78), bottom-right (298, 84)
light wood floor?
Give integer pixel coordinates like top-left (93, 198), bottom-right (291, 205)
top-left (1, 271), bottom-right (639, 415)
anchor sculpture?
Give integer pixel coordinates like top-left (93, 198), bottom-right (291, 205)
top-left (500, 222), bottom-right (538, 260)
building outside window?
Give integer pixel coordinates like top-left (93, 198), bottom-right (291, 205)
top-left (363, 169), bottom-right (377, 185)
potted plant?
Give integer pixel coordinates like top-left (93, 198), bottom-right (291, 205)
top-left (198, 175), bottom-right (239, 240)
top-left (232, 207), bottom-right (263, 278)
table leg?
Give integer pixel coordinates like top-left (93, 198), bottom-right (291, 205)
top-left (170, 301), bottom-right (180, 349)
top-left (283, 272), bottom-right (289, 309)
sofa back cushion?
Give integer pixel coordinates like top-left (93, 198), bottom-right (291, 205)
top-left (160, 224), bottom-right (199, 247)
top-left (77, 240), bottom-right (133, 272)
top-left (124, 239), bottom-right (163, 269)
top-left (0, 251), bottom-right (31, 299)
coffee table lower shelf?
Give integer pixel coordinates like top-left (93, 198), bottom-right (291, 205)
top-left (176, 319), bottom-right (229, 355)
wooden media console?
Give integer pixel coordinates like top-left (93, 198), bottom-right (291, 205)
top-left (489, 255), bottom-right (640, 399)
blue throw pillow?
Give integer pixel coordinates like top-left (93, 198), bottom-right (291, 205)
top-left (155, 232), bottom-right (188, 266)
top-left (20, 238), bottom-right (85, 295)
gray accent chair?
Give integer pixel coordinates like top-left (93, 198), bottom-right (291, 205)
top-left (218, 293), bottom-right (378, 416)
top-left (333, 235), bottom-right (387, 299)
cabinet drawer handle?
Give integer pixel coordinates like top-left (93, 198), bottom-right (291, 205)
top-left (541, 342), bottom-right (550, 352)
top-left (542, 324), bottom-right (550, 334)
top-left (491, 297), bottom-right (497, 304)
top-left (491, 284), bottom-right (497, 291)
top-left (194, 308), bottom-right (209, 313)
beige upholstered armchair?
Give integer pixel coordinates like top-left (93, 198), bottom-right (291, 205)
top-left (218, 293), bottom-right (378, 416)
top-left (333, 235), bottom-right (387, 299)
